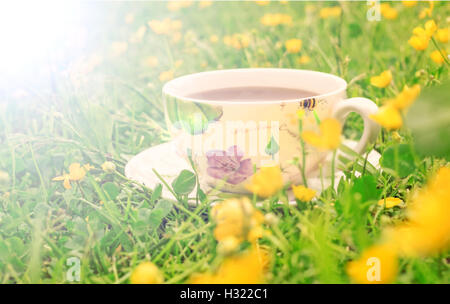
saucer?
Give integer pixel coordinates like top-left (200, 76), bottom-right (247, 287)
top-left (124, 140), bottom-right (381, 205)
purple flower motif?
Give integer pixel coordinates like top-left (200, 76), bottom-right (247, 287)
top-left (206, 145), bottom-right (253, 185)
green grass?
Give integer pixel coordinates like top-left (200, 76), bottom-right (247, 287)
top-left (0, 1), bottom-right (449, 284)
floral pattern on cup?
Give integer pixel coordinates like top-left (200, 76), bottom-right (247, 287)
top-left (206, 145), bottom-right (253, 184)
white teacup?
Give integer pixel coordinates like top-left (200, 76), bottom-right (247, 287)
top-left (163, 68), bottom-right (379, 193)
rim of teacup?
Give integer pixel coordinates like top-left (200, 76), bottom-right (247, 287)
top-left (162, 68), bottom-right (347, 105)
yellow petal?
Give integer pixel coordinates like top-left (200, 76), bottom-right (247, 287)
top-left (378, 197), bottom-right (403, 208)
top-left (302, 118), bottom-right (342, 150)
top-left (245, 166), bottom-right (283, 198)
top-left (292, 185), bottom-right (316, 202)
top-left (63, 176), bottom-right (72, 189)
top-left (430, 50), bottom-right (446, 64)
top-left (424, 19), bottom-right (437, 37)
top-left (387, 84), bottom-right (420, 110)
top-left (370, 70), bottom-right (392, 88)
top-left (130, 262), bottom-right (164, 284)
top-left (68, 163), bottom-right (86, 181)
top-left (369, 105), bottom-right (403, 131)
top-left (408, 35), bottom-right (429, 51)
top-left (436, 28), bottom-right (449, 43)
top-left (346, 244), bottom-right (398, 284)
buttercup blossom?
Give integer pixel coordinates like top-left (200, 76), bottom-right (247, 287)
top-left (198, 1), bottom-right (212, 8)
top-left (402, 1), bottom-right (417, 7)
top-left (378, 197), bottom-right (403, 209)
top-left (130, 262), bottom-right (164, 284)
top-left (370, 70), bottom-right (392, 88)
top-left (260, 13), bottom-right (292, 26)
top-left (159, 70), bottom-right (174, 82)
top-left (408, 33), bottom-right (429, 50)
top-left (292, 185), bottom-right (316, 202)
top-left (430, 50), bottom-right (446, 64)
top-left (386, 84), bottom-right (421, 110)
top-left (190, 246), bottom-right (269, 284)
top-left (255, 0), bottom-right (270, 6)
top-left (302, 118), bottom-right (342, 150)
top-left (144, 56), bottom-right (158, 67)
top-left (346, 244), bottom-right (398, 284)
top-left (246, 166), bottom-right (283, 198)
top-left (223, 34), bottom-right (250, 49)
top-left (53, 163), bottom-right (88, 189)
top-left (209, 35), bottom-right (219, 43)
top-left (101, 161), bottom-right (116, 173)
top-left (380, 3), bottom-right (398, 20)
top-left (384, 167), bottom-right (450, 257)
top-left (424, 20), bottom-right (437, 37)
top-left (148, 18), bottom-right (182, 35)
top-left (369, 105), bottom-right (403, 131)
top-left (167, 1), bottom-right (193, 12)
top-left (436, 28), bottom-right (449, 43)
top-left (110, 41), bottom-right (128, 57)
top-left (419, 1), bottom-right (434, 19)
top-left (285, 39), bottom-right (302, 54)
top-left (319, 6), bottom-right (342, 19)
top-left (211, 197), bottom-right (264, 244)
top-left (297, 55), bottom-right (311, 64)
top-left (129, 25), bottom-right (147, 43)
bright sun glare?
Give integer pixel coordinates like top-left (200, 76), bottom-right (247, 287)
top-left (0, 1), bottom-right (85, 90)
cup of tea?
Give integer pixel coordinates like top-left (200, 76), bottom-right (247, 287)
top-left (162, 68), bottom-right (379, 193)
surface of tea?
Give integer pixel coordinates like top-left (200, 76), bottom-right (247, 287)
top-left (187, 86), bottom-right (317, 101)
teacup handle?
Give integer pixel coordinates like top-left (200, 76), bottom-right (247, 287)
top-left (332, 97), bottom-right (380, 154)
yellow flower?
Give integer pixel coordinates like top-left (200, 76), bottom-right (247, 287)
top-left (110, 41), bottom-right (128, 57)
top-left (380, 3), bottom-right (398, 20)
top-left (101, 161), bottom-right (116, 173)
top-left (167, 0), bottom-right (193, 11)
top-left (148, 18), bottom-right (182, 35)
top-left (419, 1), bottom-right (434, 19)
top-left (385, 167), bottom-right (450, 257)
top-left (223, 33), bottom-right (250, 49)
top-left (292, 185), bottom-right (316, 202)
top-left (211, 197), bottom-right (264, 244)
top-left (198, 1), bottom-right (212, 8)
top-left (297, 55), bottom-right (311, 64)
top-left (424, 19), bottom-right (437, 37)
top-left (408, 34), bottom-right (429, 50)
top-left (216, 237), bottom-right (240, 255)
top-left (430, 50), bottom-right (446, 64)
top-left (370, 70), bottom-right (392, 88)
top-left (319, 6), bottom-right (342, 19)
top-left (246, 166), bottom-right (283, 198)
top-left (302, 118), bottom-right (342, 150)
top-left (285, 38), bottom-right (302, 54)
top-left (174, 59), bottom-right (183, 68)
top-left (255, 0), bottom-right (270, 6)
top-left (190, 247), bottom-right (269, 284)
top-left (260, 13), bottom-right (292, 26)
top-left (378, 197), bottom-right (403, 208)
top-left (130, 262), bottom-right (164, 284)
top-left (386, 84), bottom-right (421, 111)
top-left (144, 56), bottom-right (158, 67)
top-left (402, 1), bottom-right (417, 7)
top-left (159, 70), bottom-right (174, 82)
top-left (129, 25), bottom-right (147, 43)
top-left (53, 163), bottom-right (87, 189)
top-left (436, 28), bottom-right (449, 43)
top-left (83, 164), bottom-right (94, 171)
top-left (209, 34), bottom-right (219, 43)
top-left (346, 244), bottom-right (398, 284)
top-left (369, 105), bottom-right (403, 131)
